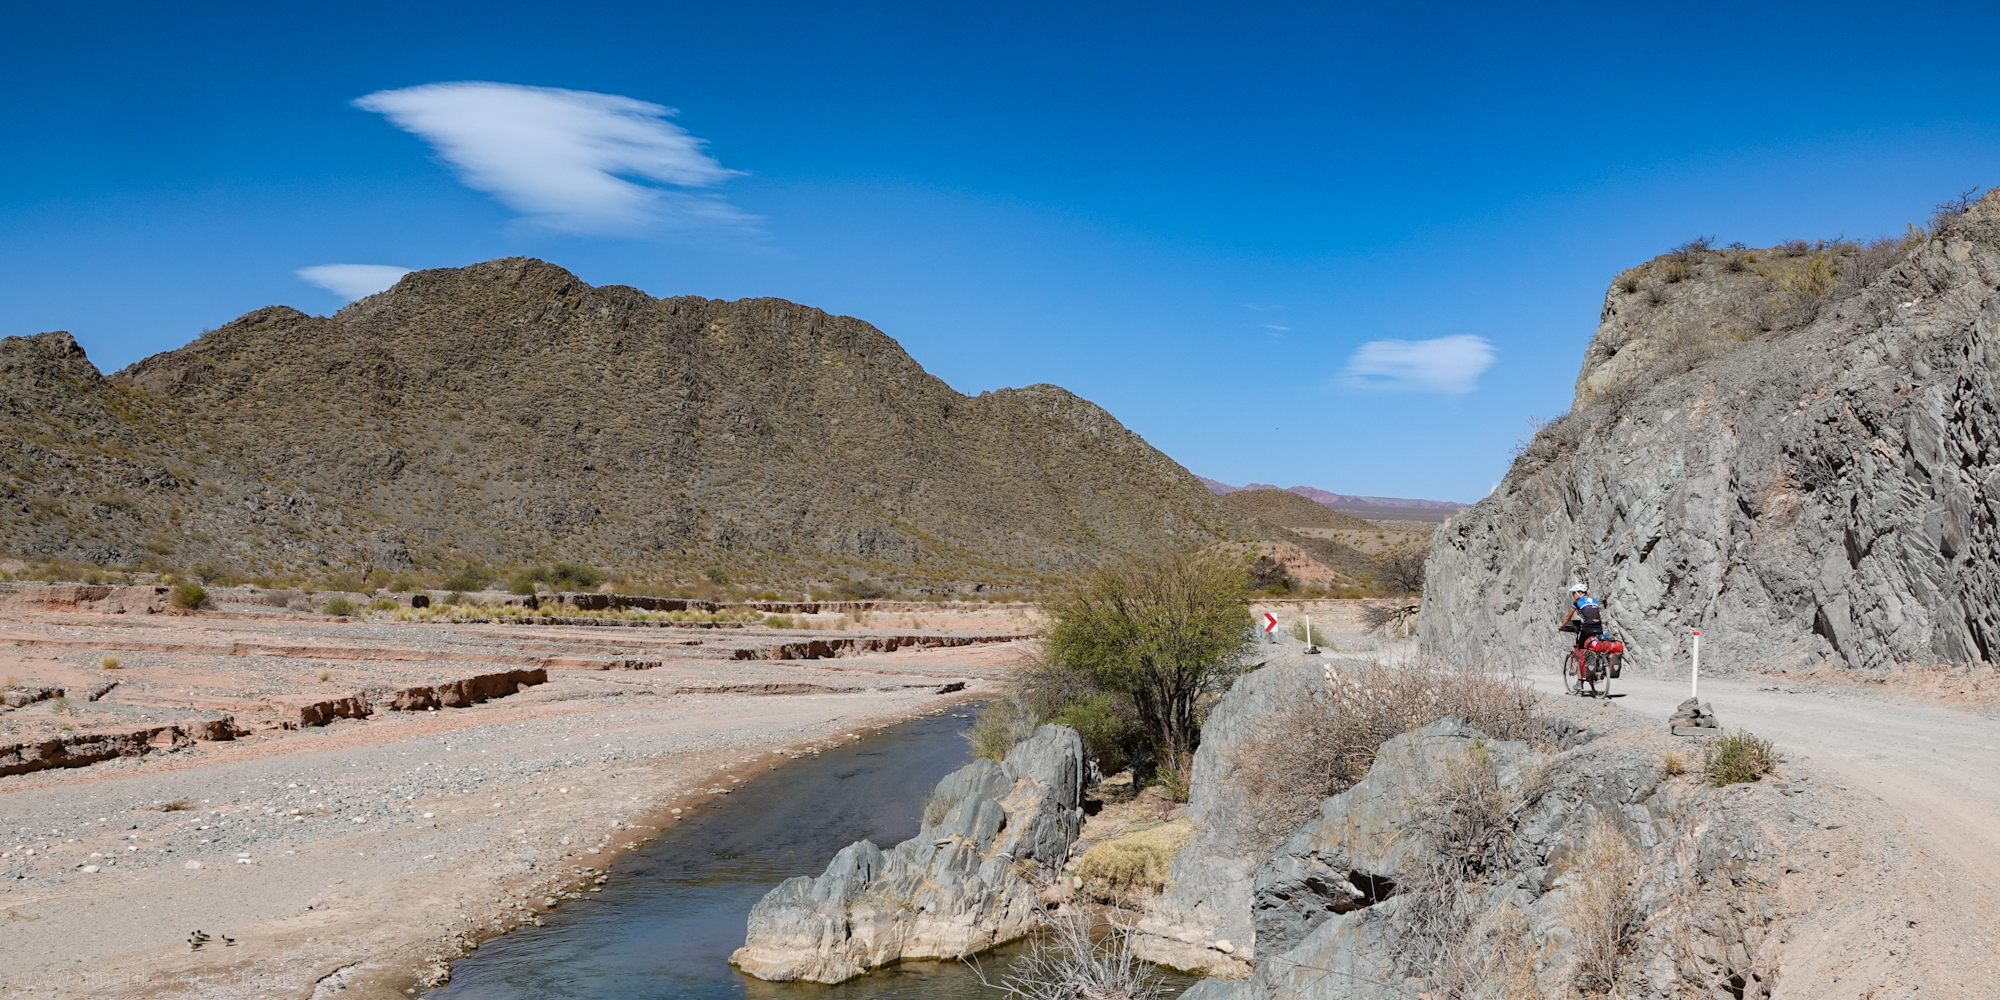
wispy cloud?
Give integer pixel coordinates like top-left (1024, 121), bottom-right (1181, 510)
top-left (1341, 334), bottom-right (1496, 394)
top-left (297, 264), bottom-right (413, 301)
top-left (1261, 324), bottom-right (1290, 332)
top-left (354, 82), bottom-right (752, 235)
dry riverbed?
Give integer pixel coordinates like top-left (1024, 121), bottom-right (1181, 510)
top-left (0, 602), bottom-right (1028, 999)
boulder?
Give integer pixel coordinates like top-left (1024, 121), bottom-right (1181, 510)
top-left (1133, 647), bottom-right (1322, 975)
top-left (731, 724), bottom-right (1087, 983)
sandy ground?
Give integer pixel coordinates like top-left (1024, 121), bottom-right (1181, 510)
top-left (1526, 667), bottom-right (2000, 998)
top-left (0, 606), bottom-right (1031, 1000)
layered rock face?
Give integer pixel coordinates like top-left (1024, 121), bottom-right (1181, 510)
top-left (1185, 718), bottom-right (1779, 1000)
top-left (1, 259), bottom-right (1261, 585)
top-left (1134, 643), bottom-right (1324, 975)
top-left (1425, 191), bottom-right (2000, 675)
top-left (730, 724), bottom-right (1086, 983)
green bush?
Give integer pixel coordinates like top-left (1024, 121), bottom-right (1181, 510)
top-left (836, 578), bottom-right (889, 599)
top-left (367, 597), bottom-right (398, 612)
top-left (442, 566), bottom-right (494, 592)
top-left (763, 614), bottom-right (796, 629)
top-left (320, 596), bottom-right (358, 617)
top-left (510, 562), bottom-right (605, 594)
top-left (1052, 694), bottom-right (1144, 776)
top-left (319, 572), bottom-right (366, 593)
top-left (705, 567), bottom-right (731, 585)
top-left (1703, 730), bottom-right (1777, 786)
top-left (168, 582), bottom-right (207, 611)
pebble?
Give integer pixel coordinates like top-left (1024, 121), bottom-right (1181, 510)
top-left (184, 860), bottom-right (202, 869)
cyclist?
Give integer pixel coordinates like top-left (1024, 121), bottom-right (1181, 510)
top-left (1559, 583), bottom-right (1603, 679)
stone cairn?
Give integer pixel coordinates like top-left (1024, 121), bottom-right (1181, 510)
top-left (1669, 697), bottom-right (1721, 733)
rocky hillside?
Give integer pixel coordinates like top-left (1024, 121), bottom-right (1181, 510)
top-left (1424, 189), bottom-right (2000, 674)
top-left (1218, 488), bottom-right (1375, 531)
top-left (0, 258), bottom-right (1265, 589)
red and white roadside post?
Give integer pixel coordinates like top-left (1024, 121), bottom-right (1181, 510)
top-left (1262, 612), bottom-right (1279, 643)
top-left (1691, 629), bottom-right (1701, 700)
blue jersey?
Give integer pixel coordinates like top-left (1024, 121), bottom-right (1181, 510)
top-left (1573, 595), bottom-right (1602, 624)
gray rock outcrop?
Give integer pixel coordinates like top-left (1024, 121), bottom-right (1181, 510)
top-left (730, 724), bottom-right (1087, 983)
top-left (1133, 644), bottom-right (1324, 975)
top-left (1188, 719), bottom-right (1779, 1000)
top-left (1424, 191), bottom-right (2000, 676)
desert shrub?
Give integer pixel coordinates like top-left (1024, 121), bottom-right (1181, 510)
top-left (836, 577), bottom-right (890, 599)
top-left (1777, 251), bottom-right (1839, 300)
top-left (1286, 618), bottom-right (1332, 647)
top-left (1931, 185), bottom-right (1984, 227)
top-left (1227, 659), bottom-right (1540, 851)
top-left (189, 562), bottom-right (243, 586)
top-left (386, 574), bottom-right (422, 593)
top-left (99, 655), bottom-right (121, 671)
top-left (1392, 741), bottom-right (1516, 979)
top-left (49, 695), bottom-right (76, 716)
top-left (367, 597), bottom-right (397, 612)
top-left (1051, 693), bottom-right (1144, 776)
top-left (968, 661), bottom-right (1145, 774)
top-left (705, 567), bottom-right (731, 585)
top-left (1073, 820), bottom-right (1193, 893)
top-left (508, 562), bottom-right (604, 594)
top-left (320, 596), bottom-right (358, 617)
top-left (441, 566), bottom-right (493, 592)
top-left (1659, 258), bottom-right (1689, 283)
top-left (1378, 550), bottom-right (1426, 594)
top-left (1044, 548), bottom-right (1253, 762)
top-left (1560, 813), bottom-right (1641, 992)
top-left (1702, 730), bottom-right (1777, 786)
top-left (763, 614), bottom-right (795, 629)
top-left (169, 582), bottom-right (207, 611)
top-left (319, 572), bottom-right (366, 593)
top-left (1616, 269), bottom-right (1643, 294)
top-left (971, 909), bottom-right (1168, 1000)
top-left (1247, 555), bottom-right (1293, 594)
top-left (1662, 749), bottom-right (1688, 775)
top-left (317, 669), bottom-right (332, 682)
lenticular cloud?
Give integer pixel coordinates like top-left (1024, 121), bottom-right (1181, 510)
top-left (354, 82), bottom-right (750, 234)
top-left (1341, 334), bottom-right (1497, 394)
top-left (296, 264), bottom-right (413, 301)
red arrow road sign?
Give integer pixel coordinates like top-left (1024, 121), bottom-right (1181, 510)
top-left (1262, 612), bottom-right (1279, 633)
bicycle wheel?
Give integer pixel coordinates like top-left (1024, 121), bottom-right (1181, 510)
top-left (1561, 650), bottom-right (1581, 696)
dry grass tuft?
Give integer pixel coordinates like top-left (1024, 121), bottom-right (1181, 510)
top-left (1559, 813), bottom-right (1641, 993)
top-left (1227, 658), bottom-right (1540, 852)
top-left (1702, 730), bottom-right (1777, 786)
top-left (1662, 749), bottom-right (1688, 775)
top-left (99, 654), bottom-right (122, 671)
top-left (969, 908), bottom-right (1168, 1000)
top-left (1073, 820), bottom-right (1193, 894)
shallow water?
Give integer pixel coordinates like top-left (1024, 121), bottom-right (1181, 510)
top-left (434, 708), bottom-right (1065, 999)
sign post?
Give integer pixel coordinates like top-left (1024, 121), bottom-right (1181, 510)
top-left (1261, 612), bottom-right (1279, 643)
top-left (1691, 629), bottom-right (1701, 700)
top-left (1303, 613), bottom-right (1320, 655)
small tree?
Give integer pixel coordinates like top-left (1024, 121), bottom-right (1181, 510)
top-left (1043, 549), bottom-right (1252, 764)
top-left (1381, 550), bottom-right (1427, 594)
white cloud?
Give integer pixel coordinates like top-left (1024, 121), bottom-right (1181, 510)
top-left (354, 82), bottom-right (751, 235)
top-left (297, 264), bottom-right (414, 301)
top-left (1341, 334), bottom-right (1496, 394)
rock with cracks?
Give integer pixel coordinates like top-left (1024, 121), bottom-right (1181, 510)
top-left (730, 724), bottom-right (1087, 983)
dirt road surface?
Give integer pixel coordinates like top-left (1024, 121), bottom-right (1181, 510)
top-left (1529, 666), bottom-right (2000, 998)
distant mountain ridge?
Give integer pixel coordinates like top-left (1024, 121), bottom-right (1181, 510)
top-left (1197, 476), bottom-right (1467, 512)
top-left (0, 258), bottom-right (1283, 590)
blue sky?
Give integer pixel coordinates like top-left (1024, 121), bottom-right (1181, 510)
top-left (4, 2), bottom-right (1995, 503)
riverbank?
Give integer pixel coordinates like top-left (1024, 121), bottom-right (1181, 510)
top-left (0, 613), bottom-right (1026, 1000)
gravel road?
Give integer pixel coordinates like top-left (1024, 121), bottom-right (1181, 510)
top-left (1528, 665), bottom-right (2000, 996)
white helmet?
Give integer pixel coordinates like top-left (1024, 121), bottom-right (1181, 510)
top-left (1569, 583), bottom-right (1588, 594)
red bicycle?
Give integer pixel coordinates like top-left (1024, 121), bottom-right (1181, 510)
top-left (1559, 624), bottom-right (1622, 698)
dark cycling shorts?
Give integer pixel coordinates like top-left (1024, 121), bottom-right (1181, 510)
top-left (1574, 622), bottom-right (1603, 648)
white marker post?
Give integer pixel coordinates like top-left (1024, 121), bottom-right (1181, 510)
top-left (1691, 629), bottom-right (1701, 700)
top-left (1304, 613), bottom-right (1319, 655)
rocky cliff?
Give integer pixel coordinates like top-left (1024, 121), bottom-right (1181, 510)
top-left (1, 259), bottom-right (1266, 588)
top-left (1424, 190), bottom-right (2000, 675)
top-left (730, 724), bottom-right (1087, 982)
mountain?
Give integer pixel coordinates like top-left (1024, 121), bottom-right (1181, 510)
top-left (1215, 488), bottom-right (1375, 531)
top-left (1197, 477), bottom-right (1468, 519)
top-left (1423, 190), bottom-right (2000, 674)
top-left (0, 258), bottom-right (1268, 590)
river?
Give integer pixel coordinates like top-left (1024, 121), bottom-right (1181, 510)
top-left (432, 707), bottom-right (1103, 999)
